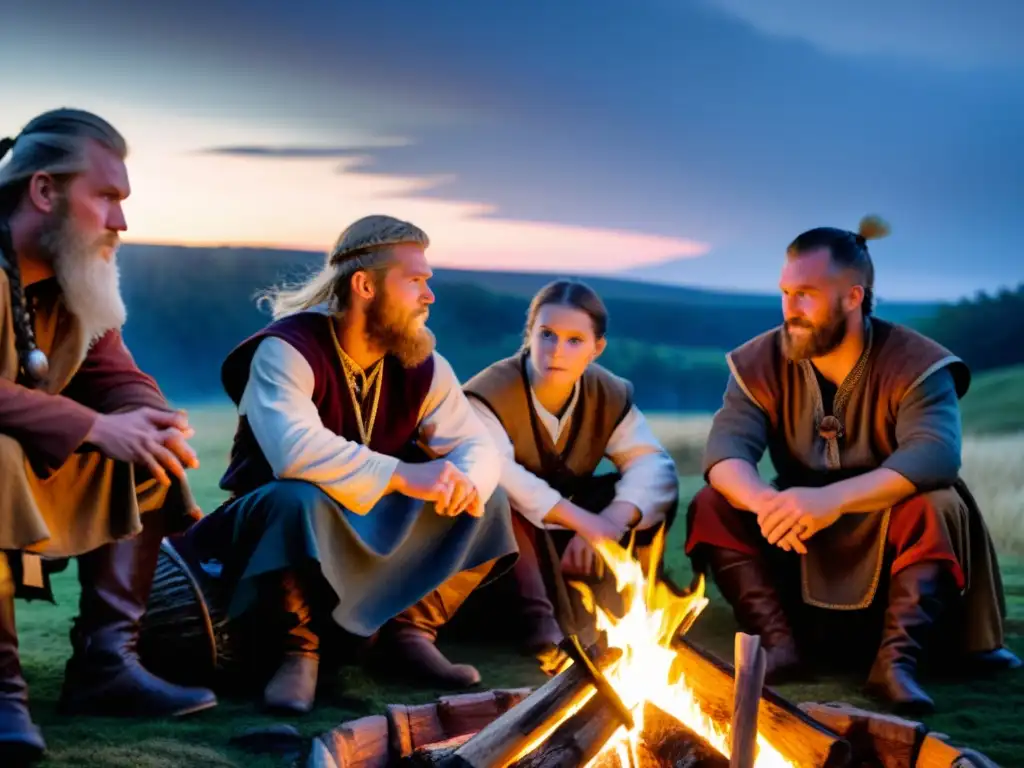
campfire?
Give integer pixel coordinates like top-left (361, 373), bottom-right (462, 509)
top-left (308, 530), bottom-right (1000, 768)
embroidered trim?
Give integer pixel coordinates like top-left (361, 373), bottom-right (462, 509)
top-left (799, 319), bottom-right (875, 472)
top-left (726, 353), bottom-right (767, 414)
top-left (801, 507), bottom-right (891, 610)
top-left (900, 354), bottom-right (962, 403)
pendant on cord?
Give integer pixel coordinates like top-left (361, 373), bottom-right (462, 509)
top-left (818, 415), bottom-right (844, 442)
top-left (23, 347), bottom-right (49, 382)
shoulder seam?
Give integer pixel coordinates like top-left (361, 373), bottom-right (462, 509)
top-left (726, 352), bottom-right (768, 414)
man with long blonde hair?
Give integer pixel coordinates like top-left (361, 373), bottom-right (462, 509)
top-left (0, 109), bottom-right (217, 764)
top-left (179, 215), bottom-right (518, 714)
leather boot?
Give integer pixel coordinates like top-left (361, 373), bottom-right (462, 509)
top-left (706, 546), bottom-right (803, 683)
top-left (962, 647), bottom-right (1022, 676)
top-left (864, 562), bottom-right (949, 715)
top-left (0, 554), bottom-right (45, 765)
top-left (377, 563), bottom-right (492, 688)
top-left (263, 570), bottom-right (320, 714)
top-left (509, 516), bottom-right (565, 657)
top-left (58, 512), bottom-right (217, 718)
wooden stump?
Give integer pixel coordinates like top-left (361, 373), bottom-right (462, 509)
top-left (730, 633), bottom-right (767, 768)
top-left (313, 714), bottom-right (390, 768)
top-left (389, 689), bottom-right (534, 758)
top-left (312, 689), bottom-right (533, 768)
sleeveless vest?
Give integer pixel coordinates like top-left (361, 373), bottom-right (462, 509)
top-left (726, 317), bottom-right (969, 481)
top-left (219, 311), bottom-right (435, 497)
top-left (463, 352), bottom-right (633, 497)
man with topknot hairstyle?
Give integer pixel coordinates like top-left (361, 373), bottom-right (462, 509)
top-left (685, 216), bottom-right (1019, 715)
top-left (0, 108), bottom-right (217, 764)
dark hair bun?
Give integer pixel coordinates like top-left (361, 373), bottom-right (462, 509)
top-left (0, 137), bottom-right (14, 160)
top-left (857, 215), bottom-right (890, 242)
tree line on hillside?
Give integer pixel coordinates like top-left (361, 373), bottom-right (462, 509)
top-left (116, 247), bottom-right (784, 410)
top-left (914, 284), bottom-right (1024, 374)
top-left (113, 244), bottom-right (1017, 412)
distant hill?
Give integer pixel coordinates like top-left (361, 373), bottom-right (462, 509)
top-left (115, 242), bottom-right (942, 410)
top-left (119, 243), bottom-right (939, 317)
top-left (960, 365), bottom-right (1024, 436)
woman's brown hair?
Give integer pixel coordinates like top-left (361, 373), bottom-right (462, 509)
top-left (522, 279), bottom-right (609, 347)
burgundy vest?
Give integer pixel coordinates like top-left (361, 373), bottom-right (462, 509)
top-left (218, 311), bottom-right (435, 497)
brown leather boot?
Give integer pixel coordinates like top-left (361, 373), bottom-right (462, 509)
top-left (706, 546), bottom-right (803, 683)
top-left (865, 562), bottom-right (949, 715)
top-left (58, 513), bottom-right (217, 718)
top-left (263, 570), bottom-right (320, 714)
top-left (508, 515), bottom-right (566, 656)
top-left (0, 555), bottom-right (45, 765)
top-left (378, 563), bottom-right (492, 688)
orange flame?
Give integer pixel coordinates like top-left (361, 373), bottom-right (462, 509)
top-left (570, 528), bottom-right (795, 768)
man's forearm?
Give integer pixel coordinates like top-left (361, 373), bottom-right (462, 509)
top-left (707, 458), bottom-right (773, 512)
top-left (0, 379), bottom-right (99, 469)
top-left (830, 468), bottom-right (916, 515)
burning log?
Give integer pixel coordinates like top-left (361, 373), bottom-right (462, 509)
top-left (729, 633), bottom-right (767, 768)
top-left (519, 701), bottom-right (730, 768)
top-left (505, 689), bottom-right (624, 768)
top-left (443, 645), bottom-right (622, 768)
top-left (670, 637), bottom-right (851, 768)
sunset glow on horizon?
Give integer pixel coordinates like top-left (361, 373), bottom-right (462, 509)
top-left (119, 151), bottom-right (710, 272)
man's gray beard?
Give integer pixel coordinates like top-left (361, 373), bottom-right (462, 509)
top-left (39, 215), bottom-right (127, 345)
top-left (365, 297), bottom-right (435, 368)
top-left (782, 313), bottom-right (848, 361)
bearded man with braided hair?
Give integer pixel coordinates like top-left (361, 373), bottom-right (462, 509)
top-left (685, 216), bottom-right (1020, 716)
top-left (0, 109), bottom-right (217, 763)
top-left (179, 214), bottom-right (519, 715)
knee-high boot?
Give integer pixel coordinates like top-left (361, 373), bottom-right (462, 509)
top-left (865, 562), bottom-right (950, 715)
top-left (705, 545), bottom-right (803, 683)
top-left (262, 569), bottom-right (320, 715)
top-left (378, 562), bottom-right (494, 688)
top-left (0, 553), bottom-right (46, 764)
top-left (509, 515), bottom-right (564, 654)
top-left (58, 511), bottom-right (218, 717)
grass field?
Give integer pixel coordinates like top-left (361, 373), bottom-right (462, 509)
top-left (14, 403), bottom-right (1024, 767)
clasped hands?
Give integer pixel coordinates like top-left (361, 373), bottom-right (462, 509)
top-left (85, 407), bottom-right (200, 487)
top-left (392, 459), bottom-right (485, 518)
top-left (752, 486), bottom-right (843, 554)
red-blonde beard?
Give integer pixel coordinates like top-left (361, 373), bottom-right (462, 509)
top-left (365, 291), bottom-right (435, 367)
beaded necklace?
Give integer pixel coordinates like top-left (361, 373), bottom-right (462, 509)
top-left (328, 317), bottom-right (383, 445)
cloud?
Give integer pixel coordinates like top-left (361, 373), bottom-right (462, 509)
top-left (5, 0), bottom-right (1022, 299)
top-left (700, 0), bottom-right (1024, 70)
top-left (199, 144), bottom-right (407, 159)
top-left (120, 152), bottom-right (710, 274)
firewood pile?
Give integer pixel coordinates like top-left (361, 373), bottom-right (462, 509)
top-left (306, 634), bottom-right (1001, 768)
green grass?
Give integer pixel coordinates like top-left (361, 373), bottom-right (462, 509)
top-left (13, 409), bottom-right (1024, 766)
top-left (961, 365), bottom-right (1024, 436)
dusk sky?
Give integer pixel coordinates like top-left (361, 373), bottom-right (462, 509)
top-left (3, 0), bottom-right (1023, 301)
